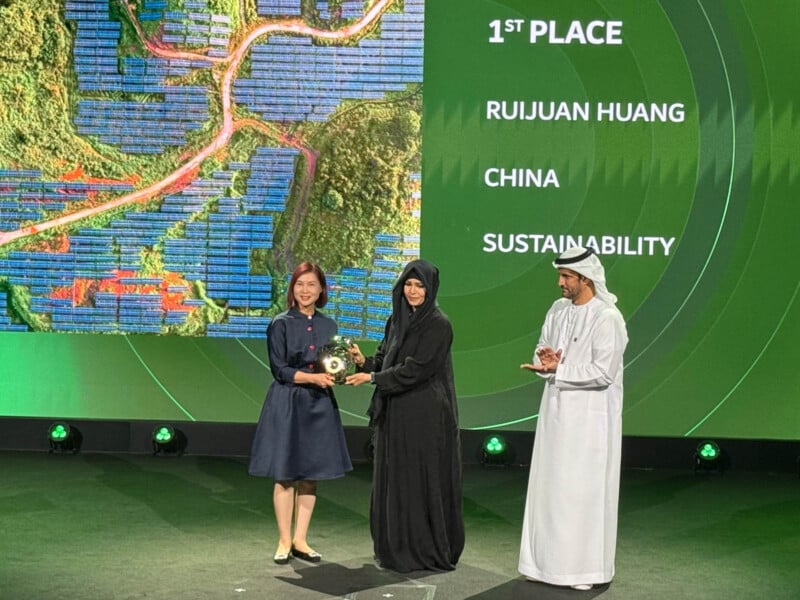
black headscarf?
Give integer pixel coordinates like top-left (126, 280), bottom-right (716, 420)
top-left (382, 259), bottom-right (440, 368)
top-left (367, 260), bottom-right (442, 426)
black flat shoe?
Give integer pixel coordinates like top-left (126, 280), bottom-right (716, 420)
top-left (273, 549), bottom-right (291, 565)
top-left (291, 545), bottom-right (321, 562)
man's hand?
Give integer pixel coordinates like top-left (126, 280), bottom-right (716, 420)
top-left (520, 347), bottom-right (562, 373)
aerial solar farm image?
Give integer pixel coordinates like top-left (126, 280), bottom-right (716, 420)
top-left (0, 0), bottom-right (423, 340)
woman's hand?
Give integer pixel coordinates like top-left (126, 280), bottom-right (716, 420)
top-left (345, 372), bottom-right (371, 386)
top-left (347, 343), bottom-right (366, 367)
top-left (313, 373), bottom-right (336, 388)
top-left (295, 371), bottom-right (336, 388)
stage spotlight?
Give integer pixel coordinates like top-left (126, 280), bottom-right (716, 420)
top-left (48, 422), bottom-right (82, 454)
top-left (694, 440), bottom-right (724, 473)
top-left (151, 425), bottom-right (186, 456)
top-left (480, 434), bottom-right (514, 467)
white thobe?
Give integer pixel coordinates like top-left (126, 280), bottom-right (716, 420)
top-left (518, 296), bottom-right (628, 586)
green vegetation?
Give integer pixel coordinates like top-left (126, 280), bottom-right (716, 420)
top-left (241, 0), bottom-right (259, 25)
top-left (139, 247), bottom-right (165, 276)
top-left (208, 0), bottom-right (241, 30)
top-left (6, 284), bottom-right (50, 331)
top-left (321, 188), bottom-right (344, 210)
top-left (287, 89), bottom-right (422, 271)
top-left (0, 0), bottom-right (98, 175)
top-left (164, 280), bottom-right (224, 335)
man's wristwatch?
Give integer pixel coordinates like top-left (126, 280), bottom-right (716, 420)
top-left (370, 372), bottom-right (376, 384)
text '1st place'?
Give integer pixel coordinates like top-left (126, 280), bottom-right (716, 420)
top-left (488, 19), bottom-right (623, 45)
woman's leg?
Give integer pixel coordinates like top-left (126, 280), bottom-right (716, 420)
top-left (273, 480), bottom-right (295, 553)
top-left (292, 480), bottom-right (318, 552)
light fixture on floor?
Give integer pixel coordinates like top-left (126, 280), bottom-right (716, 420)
top-left (480, 434), bottom-right (513, 466)
top-left (694, 440), bottom-right (724, 473)
top-left (48, 422), bottom-right (82, 454)
top-left (152, 425), bottom-right (187, 456)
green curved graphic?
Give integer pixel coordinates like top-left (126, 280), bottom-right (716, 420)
top-left (0, 0), bottom-right (798, 441)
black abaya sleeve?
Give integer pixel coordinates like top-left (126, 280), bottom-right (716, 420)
top-left (373, 315), bottom-right (453, 395)
top-left (361, 317), bottom-right (390, 373)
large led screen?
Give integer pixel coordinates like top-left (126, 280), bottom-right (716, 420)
top-left (0, 0), bottom-right (798, 440)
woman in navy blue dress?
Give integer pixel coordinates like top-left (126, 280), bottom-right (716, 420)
top-left (249, 262), bottom-right (352, 564)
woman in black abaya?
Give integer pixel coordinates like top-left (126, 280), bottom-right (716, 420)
top-left (346, 259), bottom-right (464, 572)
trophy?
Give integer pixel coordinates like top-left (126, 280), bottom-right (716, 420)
top-left (318, 335), bottom-right (354, 384)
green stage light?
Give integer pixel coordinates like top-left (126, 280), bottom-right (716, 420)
top-left (484, 435), bottom-right (506, 455)
top-left (480, 434), bottom-right (514, 466)
top-left (153, 426), bottom-right (174, 444)
top-left (49, 423), bottom-right (68, 442)
top-left (698, 441), bottom-right (720, 461)
top-left (47, 422), bottom-right (82, 453)
top-left (151, 425), bottom-right (186, 456)
top-left (694, 440), bottom-right (724, 473)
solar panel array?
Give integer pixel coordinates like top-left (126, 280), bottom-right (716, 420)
top-left (326, 224), bottom-right (420, 341)
top-left (69, 0), bottom-right (218, 155)
top-left (160, 1), bottom-right (232, 56)
top-left (0, 148), bottom-right (290, 335)
top-left (0, 170), bottom-right (134, 234)
top-left (1, 161), bottom-right (420, 337)
top-left (318, 1), bottom-right (365, 20)
top-left (0, 2), bottom-right (424, 337)
top-left (236, 0), bottom-right (423, 122)
top-left (257, 0), bottom-right (302, 17)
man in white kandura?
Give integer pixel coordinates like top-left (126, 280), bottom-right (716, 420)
top-left (518, 246), bottom-right (628, 591)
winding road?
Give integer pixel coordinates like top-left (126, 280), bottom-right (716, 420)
top-left (0, 0), bottom-right (395, 248)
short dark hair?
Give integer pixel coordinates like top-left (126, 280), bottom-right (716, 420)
top-left (287, 262), bottom-right (328, 308)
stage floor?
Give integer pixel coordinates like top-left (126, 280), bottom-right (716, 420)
top-left (1, 451), bottom-right (798, 599)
